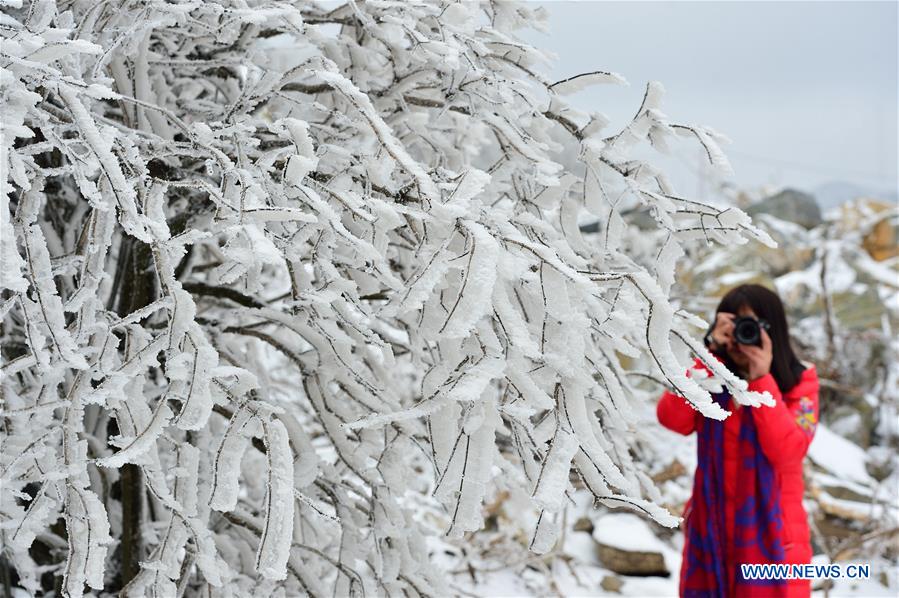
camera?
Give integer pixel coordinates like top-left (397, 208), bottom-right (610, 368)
top-left (732, 316), bottom-right (770, 346)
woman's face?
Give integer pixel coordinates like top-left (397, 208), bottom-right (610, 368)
top-left (725, 305), bottom-right (758, 370)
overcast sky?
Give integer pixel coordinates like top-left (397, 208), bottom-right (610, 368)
top-left (521, 1), bottom-right (898, 201)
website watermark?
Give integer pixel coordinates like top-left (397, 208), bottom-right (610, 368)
top-left (741, 563), bottom-right (871, 580)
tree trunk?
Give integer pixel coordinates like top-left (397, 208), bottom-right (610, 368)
top-left (112, 237), bottom-right (157, 588)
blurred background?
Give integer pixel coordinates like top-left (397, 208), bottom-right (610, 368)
top-left (442, 2), bottom-right (899, 596)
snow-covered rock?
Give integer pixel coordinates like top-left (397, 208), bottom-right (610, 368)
top-left (592, 513), bottom-right (671, 576)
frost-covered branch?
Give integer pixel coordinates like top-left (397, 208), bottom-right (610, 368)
top-left (1, 1), bottom-right (772, 595)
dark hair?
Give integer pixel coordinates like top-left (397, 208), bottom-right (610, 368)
top-left (715, 284), bottom-right (806, 393)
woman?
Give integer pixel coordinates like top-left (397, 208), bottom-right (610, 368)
top-left (657, 284), bottom-right (820, 598)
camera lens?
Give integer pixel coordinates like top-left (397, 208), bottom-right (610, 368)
top-left (733, 317), bottom-right (761, 346)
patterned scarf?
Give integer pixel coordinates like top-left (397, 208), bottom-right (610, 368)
top-left (681, 390), bottom-right (788, 597)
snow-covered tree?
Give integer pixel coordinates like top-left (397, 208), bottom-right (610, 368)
top-left (1, 1), bottom-right (776, 595)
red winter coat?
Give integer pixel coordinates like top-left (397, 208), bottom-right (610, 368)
top-left (657, 357), bottom-right (820, 598)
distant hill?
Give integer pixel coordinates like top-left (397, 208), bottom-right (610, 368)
top-left (813, 181), bottom-right (898, 210)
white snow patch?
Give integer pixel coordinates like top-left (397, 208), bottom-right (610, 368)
top-left (591, 513), bottom-right (669, 553)
top-left (808, 425), bottom-right (876, 487)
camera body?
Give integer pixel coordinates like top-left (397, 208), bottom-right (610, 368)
top-left (732, 316), bottom-right (770, 347)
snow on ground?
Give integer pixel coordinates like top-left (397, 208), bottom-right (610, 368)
top-left (815, 576), bottom-right (899, 598)
top-left (808, 424), bottom-right (877, 487)
top-left (449, 554), bottom-right (680, 597)
top-left (810, 557), bottom-right (899, 598)
top-left (592, 513), bottom-right (670, 555)
top-left (453, 556), bottom-right (897, 597)
top-left (616, 575), bottom-right (679, 597)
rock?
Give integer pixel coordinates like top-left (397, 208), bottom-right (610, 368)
top-left (819, 484), bottom-right (873, 505)
top-left (595, 543), bottom-right (668, 577)
top-left (579, 220), bottom-right (600, 234)
top-left (579, 207), bottom-right (662, 233)
top-left (746, 188), bottom-right (823, 229)
top-left (623, 208), bottom-right (659, 231)
top-left (812, 579), bottom-right (835, 593)
top-left (832, 288), bottom-right (891, 333)
top-left (837, 198), bottom-right (899, 261)
top-left (862, 216), bottom-right (899, 261)
top-left (662, 501), bottom-right (686, 518)
top-left (592, 513), bottom-right (670, 577)
top-left (811, 487), bottom-right (876, 522)
top-left (651, 459), bottom-right (686, 484)
top-left (573, 516), bottom-right (594, 533)
top-left (600, 574), bottom-right (624, 593)
top-left (865, 446), bottom-right (895, 481)
top-left (812, 513), bottom-right (856, 541)
top-left (482, 489), bottom-right (510, 531)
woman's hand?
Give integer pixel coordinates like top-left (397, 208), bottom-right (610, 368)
top-left (740, 327), bottom-right (773, 381)
top-left (708, 312), bottom-right (736, 352)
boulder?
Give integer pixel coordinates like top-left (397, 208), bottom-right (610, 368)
top-left (592, 513), bottom-right (670, 577)
top-left (573, 516), bottom-right (594, 533)
top-left (862, 216), bottom-right (899, 261)
top-left (651, 458), bottom-right (686, 484)
top-left (600, 574), bottom-right (624, 593)
top-left (596, 543), bottom-right (668, 577)
top-left (746, 188), bottom-right (823, 229)
top-left (865, 446), bottom-right (895, 482)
